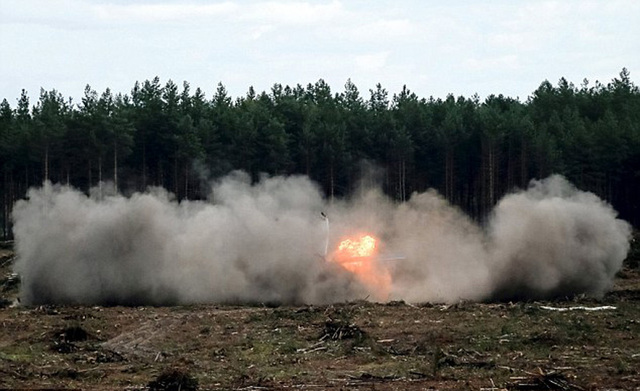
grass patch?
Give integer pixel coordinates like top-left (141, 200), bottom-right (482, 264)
top-left (0, 345), bottom-right (39, 363)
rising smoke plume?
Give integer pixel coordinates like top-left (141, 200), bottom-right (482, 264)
top-left (12, 173), bottom-right (631, 305)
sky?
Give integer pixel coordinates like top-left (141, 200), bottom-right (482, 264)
top-left (1, 0), bottom-right (639, 106)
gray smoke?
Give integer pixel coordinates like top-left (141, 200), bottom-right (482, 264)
top-left (12, 173), bottom-right (631, 305)
top-left (487, 175), bottom-right (631, 300)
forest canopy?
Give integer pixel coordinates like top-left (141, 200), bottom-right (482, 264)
top-left (1, 68), bottom-right (639, 238)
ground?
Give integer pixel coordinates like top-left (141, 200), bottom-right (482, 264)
top-left (0, 245), bottom-right (639, 390)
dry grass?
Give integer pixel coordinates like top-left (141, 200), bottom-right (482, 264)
top-left (1, 247), bottom-right (639, 390)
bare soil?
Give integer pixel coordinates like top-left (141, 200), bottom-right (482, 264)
top-left (1, 248), bottom-right (638, 390)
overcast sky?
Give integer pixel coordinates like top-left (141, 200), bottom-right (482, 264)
top-left (1, 0), bottom-right (639, 105)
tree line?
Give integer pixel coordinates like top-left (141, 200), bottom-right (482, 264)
top-left (1, 68), bottom-right (639, 238)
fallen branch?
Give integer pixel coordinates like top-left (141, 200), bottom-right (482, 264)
top-left (304, 346), bottom-right (327, 354)
top-left (346, 372), bottom-right (401, 382)
top-left (408, 370), bottom-right (430, 378)
top-left (0, 255), bottom-right (15, 268)
top-left (539, 305), bottom-right (616, 312)
top-left (508, 371), bottom-right (584, 390)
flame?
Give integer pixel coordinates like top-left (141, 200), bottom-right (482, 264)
top-left (331, 234), bottom-right (391, 302)
top-left (338, 235), bottom-right (377, 258)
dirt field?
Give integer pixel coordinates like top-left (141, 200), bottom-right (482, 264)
top-left (1, 246), bottom-right (639, 390)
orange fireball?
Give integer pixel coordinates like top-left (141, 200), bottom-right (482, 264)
top-left (338, 234), bottom-right (377, 259)
top-left (331, 233), bottom-right (391, 302)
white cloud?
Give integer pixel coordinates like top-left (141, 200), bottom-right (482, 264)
top-left (0, 0), bottom-right (638, 103)
top-left (347, 18), bottom-right (418, 44)
top-left (243, 0), bottom-right (345, 25)
top-left (92, 2), bottom-right (238, 24)
top-left (2, 0), bottom-right (96, 30)
top-left (248, 24), bottom-right (275, 40)
top-left (353, 52), bottom-right (390, 72)
top-left (466, 55), bottom-right (520, 72)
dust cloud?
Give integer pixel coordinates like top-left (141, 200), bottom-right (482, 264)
top-left (12, 173), bottom-right (631, 305)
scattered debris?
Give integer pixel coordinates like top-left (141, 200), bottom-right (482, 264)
top-left (376, 338), bottom-right (395, 343)
top-left (94, 348), bottom-right (126, 363)
top-left (50, 325), bottom-right (90, 353)
top-left (439, 348), bottom-right (495, 369)
top-left (148, 368), bottom-right (199, 391)
top-left (480, 378), bottom-right (506, 391)
top-left (539, 305), bottom-right (616, 312)
top-left (0, 269), bottom-right (638, 390)
top-left (57, 326), bottom-right (89, 342)
top-left (0, 270), bottom-right (19, 308)
top-left (51, 367), bottom-right (79, 379)
top-left (0, 297), bottom-right (12, 309)
top-left (346, 372), bottom-right (401, 383)
top-left (297, 341), bottom-right (327, 354)
top-left (0, 254), bottom-right (14, 269)
top-left (51, 340), bottom-right (77, 354)
top-left (102, 319), bottom-right (175, 359)
top-left (508, 370), bottom-right (584, 390)
top-left (322, 319), bottom-right (366, 341)
top-left (33, 305), bottom-right (60, 315)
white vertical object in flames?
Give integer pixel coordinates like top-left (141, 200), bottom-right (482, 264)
top-left (320, 212), bottom-right (329, 258)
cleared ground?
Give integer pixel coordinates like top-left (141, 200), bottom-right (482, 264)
top-left (1, 247), bottom-right (639, 390)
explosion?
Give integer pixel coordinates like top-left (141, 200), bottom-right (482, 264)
top-left (337, 235), bottom-right (377, 259)
top-left (11, 173), bottom-right (632, 305)
top-left (331, 234), bottom-right (392, 301)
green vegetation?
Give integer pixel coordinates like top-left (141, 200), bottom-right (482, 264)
top-left (2, 69), bottom-right (640, 239)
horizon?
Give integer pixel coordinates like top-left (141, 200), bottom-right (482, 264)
top-left (1, 69), bottom-right (635, 110)
top-left (2, 0), bottom-right (639, 106)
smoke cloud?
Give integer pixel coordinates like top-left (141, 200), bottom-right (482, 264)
top-left (12, 173), bottom-right (631, 305)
